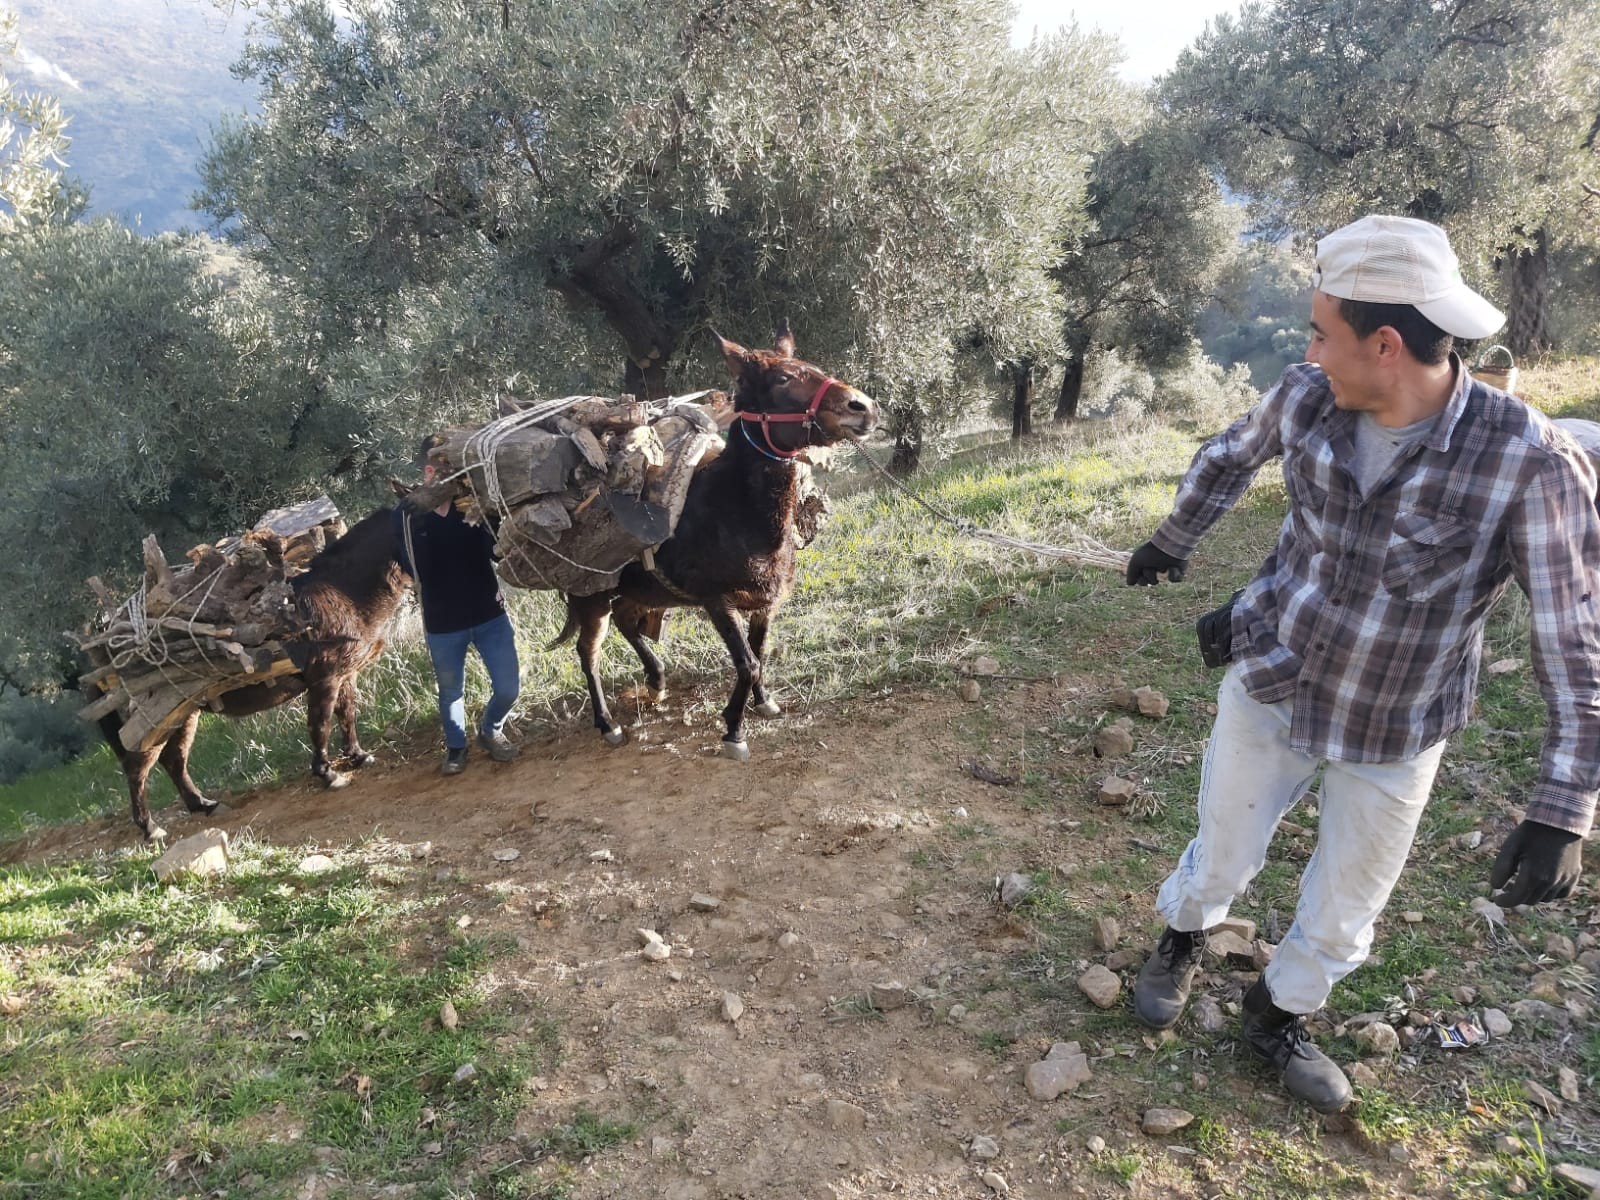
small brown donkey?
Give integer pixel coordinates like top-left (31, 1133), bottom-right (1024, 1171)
top-left (555, 323), bottom-right (879, 758)
top-left (100, 502), bottom-right (412, 840)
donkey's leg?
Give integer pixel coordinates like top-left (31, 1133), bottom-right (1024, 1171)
top-left (615, 602), bottom-right (668, 702)
top-left (746, 608), bottom-right (781, 718)
top-left (335, 675), bottom-right (376, 767)
top-left (123, 741), bottom-right (168, 842)
top-left (575, 599), bottom-right (626, 746)
top-left (705, 603), bottom-right (760, 759)
top-left (306, 678), bottom-right (350, 790)
top-left (160, 709), bottom-right (218, 815)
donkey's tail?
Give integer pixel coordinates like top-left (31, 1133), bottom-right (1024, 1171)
top-left (546, 602), bottom-right (580, 650)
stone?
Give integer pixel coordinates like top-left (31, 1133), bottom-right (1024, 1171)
top-left (1192, 996), bottom-right (1227, 1033)
top-left (439, 1000), bottom-right (459, 1030)
top-left (1471, 896), bottom-right (1506, 925)
top-left (1353, 1022), bottom-right (1400, 1057)
top-left (1388, 1145), bottom-right (1411, 1164)
top-left (1086, 1135), bottom-right (1106, 1154)
top-left (1524, 1079), bottom-right (1562, 1117)
top-left (1203, 929), bottom-right (1255, 965)
top-left (1483, 1008), bottom-right (1513, 1037)
top-left (296, 852), bottom-right (335, 874)
top-left (1510, 999), bottom-right (1571, 1028)
top-left (1092, 915), bottom-right (1121, 952)
top-left (981, 1171), bottom-right (1009, 1195)
top-left (636, 928), bottom-right (664, 946)
top-left (152, 829), bottom-right (231, 882)
top-left (1105, 948), bottom-right (1142, 972)
top-left (974, 656), bottom-right (1000, 676)
top-left (452, 1063), bottom-right (477, 1085)
top-left (1141, 1108), bottom-right (1194, 1136)
top-left (959, 679), bottom-right (982, 703)
top-left (1401, 911), bottom-right (1424, 924)
top-left (1077, 965), bottom-right (1122, 1009)
top-left (1546, 933), bottom-right (1577, 962)
top-left (1132, 687), bottom-right (1170, 718)
top-left (1214, 917), bottom-right (1256, 943)
top-left (870, 982), bottom-right (909, 1011)
top-left (1347, 1062), bottom-right (1381, 1089)
top-left (1097, 775), bottom-right (1139, 806)
top-left (1530, 972), bottom-right (1566, 1003)
top-left (721, 992), bottom-right (744, 1023)
top-left (1553, 1164), bottom-right (1600, 1194)
top-left (640, 941), bottom-right (671, 962)
top-left (1251, 939), bottom-right (1276, 970)
top-left (969, 1135), bottom-right (1000, 1160)
top-left (777, 931), bottom-right (801, 950)
top-left (1453, 986), bottom-right (1478, 1005)
top-left (947, 1004), bottom-right (968, 1021)
top-left (1094, 722), bottom-right (1134, 759)
top-left (996, 873), bottom-right (1032, 909)
top-left (1045, 1040), bottom-right (1082, 1060)
top-left (1024, 1053), bottom-right (1092, 1101)
top-left (1559, 1066), bottom-right (1580, 1103)
top-left (825, 1098), bottom-right (867, 1130)
top-left (491, 848), bottom-right (520, 862)
top-left (689, 893), bottom-right (720, 912)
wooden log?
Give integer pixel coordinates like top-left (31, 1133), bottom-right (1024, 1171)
top-left (77, 686), bottom-right (128, 723)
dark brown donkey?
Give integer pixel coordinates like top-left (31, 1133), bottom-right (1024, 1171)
top-left (100, 502), bottom-right (412, 840)
top-left (555, 325), bottom-right (878, 758)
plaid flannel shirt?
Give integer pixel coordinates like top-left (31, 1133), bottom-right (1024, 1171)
top-left (1152, 360), bottom-right (1600, 836)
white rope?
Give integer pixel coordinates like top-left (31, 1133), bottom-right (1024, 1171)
top-left (844, 435), bottom-right (1131, 572)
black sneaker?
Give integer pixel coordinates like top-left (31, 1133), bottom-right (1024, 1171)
top-left (1133, 926), bottom-right (1206, 1029)
top-left (1240, 979), bottom-right (1353, 1113)
top-left (441, 746), bottom-right (468, 776)
top-left (477, 729), bottom-right (520, 762)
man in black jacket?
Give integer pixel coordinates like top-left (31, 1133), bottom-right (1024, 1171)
top-left (394, 475), bottom-right (521, 775)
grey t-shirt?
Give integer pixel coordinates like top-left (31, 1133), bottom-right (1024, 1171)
top-left (1351, 411), bottom-right (1439, 497)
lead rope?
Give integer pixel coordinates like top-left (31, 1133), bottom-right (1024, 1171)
top-left (843, 435), bottom-right (1131, 572)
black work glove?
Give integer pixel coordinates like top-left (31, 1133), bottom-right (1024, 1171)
top-left (1489, 819), bottom-right (1584, 906)
top-left (1196, 589), bottom-right (1242, 669)
top-left (1126, 540), bottom-right (1189, 586)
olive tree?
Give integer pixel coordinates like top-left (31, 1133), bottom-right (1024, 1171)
top-left (1162, 0), bottom-right (1600, 357)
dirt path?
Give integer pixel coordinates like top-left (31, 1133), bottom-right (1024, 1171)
top-left (8, 681), bottom-right (1430, 1200)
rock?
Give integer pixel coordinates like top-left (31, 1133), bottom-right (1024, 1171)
top-left (1471, 896), bottom-right (1506, 925)
top-left (152, 829), bottom-right (231, 882)
top-left (777, 931), bottom-right (801, 950)
top-left (981, 1171), bottom-right (1009, 1195)
top-left (1560, 1066), bottom-right (1580, 1103)
top-left (1453, 985), bottom-right (1478, 1005)
top-left (296, 852), bottom-right (335, 874)
top-left (1401, 911), bottom-right (1424, 924)
top-left (1094, 722), bottom-right (1135, 759)
top-left (959, 679), bottom-right (982, 703)
top-left (589, 848), bottom-right (615, 862)
top-left (452, 1063), bottom-right (477, 1085)
top-left (969, 1135), bottom-right (1001, 1160)
top-left (640, 941), bottom-right (671, 962)
top-left (1460, 830), bottom-right (1484, 850)
top-left (1353, 1022), bottom-right (1400, 1057)
top-left (1077, 965), bottom-right (1122, 1009)
top-left (1553, 1163), bottom-right (1600, 1194)
top-left (439, 1000), bottom-right (459, 1030)
top-left (1347, 1062), bottom-right (1381, 1089)
top-left (974, 656), bottom-right (1000, 676)
top-left (688, 893), bottom-right (720, 912)
top-left (637, 928), bottom-right (664, 946)
top-left (1092, 916), bottom-right (1121, 952)
top-left (1388, 1145), bottom-right (1411, 1164)
top-left (1086, 1135), bottom-right (1106, 1154)
top-left (1483, 1008), bottom-right (1513, 1036)
top-left (491, 848), bottom-right (520, 862)
top-left (1045, 1040), bottom-right (1082, 1060)
top-left (1251, 939), bottom-right (1276, 970)
top-left (1097, 776), bottom-right (1138, 807)
top-left (721, 992), bottom-right (744, 1022)
top-left (1105, 948), bottom-right (1142, 972)
top-left (947, 1004), bottom-right (968, 1021)
top-left (1215, 916), bottom-right (1256, 942)
top-left (1192, 996), bottom-right (1227, 1033)
top-left (870, 982), bottom-right (909, 1011)
top-left (1530, 972), bottom-right (1566, 1003)
top-left (1510, 998), bottom-right (1571, 1028)
top-left (1203, 929), bottom-right (1255, 965)
top-left (825, 1098), bottom-right (867, 1130)
top-left (1141, 1108), bottom-right (1194, 1136)
top-left (1132, 686), bottom-right (1170, 718)
top-left (1524, 1079), bottom-right (1562, 1116)
top-left (1024, 1053), bottom-right (1092, 1101)
top-left (1546, 933), bottom-right (1577, 962)
top-left (996, 872), bottom-right (1032, 909)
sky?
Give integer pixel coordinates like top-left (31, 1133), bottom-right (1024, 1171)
top-left (1010, 0), bottom-right (1243, 82)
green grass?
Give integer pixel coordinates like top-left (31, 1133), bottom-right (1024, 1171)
top-left (0, 835), bottom-right (590, 1198)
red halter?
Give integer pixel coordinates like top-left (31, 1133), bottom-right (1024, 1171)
top-left (736, 376), bottom-right (838, 460)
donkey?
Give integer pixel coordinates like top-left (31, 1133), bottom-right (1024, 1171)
top-left (555, 324), bottom-right (878, 758)
top-left (100, 501), bottom-right (413, 840)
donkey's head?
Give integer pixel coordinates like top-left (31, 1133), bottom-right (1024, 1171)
top-left (714, 320), bottom-right (878, 459)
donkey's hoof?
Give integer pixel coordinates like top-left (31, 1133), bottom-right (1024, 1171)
top-left (144, 824), bottom-right (168, 844)
top-left (323, 771), bottom-right (351, 791)
top-left (603, 728), bottom-right (627, 747)
top-left (185, 795), bottom-right (219, 816)
top-left (647, 686), bottom-right (669, 704)
top-left (345, 750), bottom-right (377, 769)
top-left (753, 699), bottom-right (782, 718)
top-left (718, 739), bottom-right (751, 762)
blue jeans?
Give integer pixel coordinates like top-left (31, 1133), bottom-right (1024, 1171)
top-left (425, 613), bottom-right (521, 750)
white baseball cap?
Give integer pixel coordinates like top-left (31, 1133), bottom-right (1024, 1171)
top-left (1313, 215), bottom-right (1504, 339)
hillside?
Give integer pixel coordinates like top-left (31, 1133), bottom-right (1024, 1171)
top-left (9, 0), bottom-right (254, 232)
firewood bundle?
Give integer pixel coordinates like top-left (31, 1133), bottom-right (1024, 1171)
top-left (409, 391), bottom-right (729, 595)
top-left (77, 497), bottom-right (345, 752)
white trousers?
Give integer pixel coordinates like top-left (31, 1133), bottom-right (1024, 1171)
top-left (1156, 667), bottom-right (1447, 1014)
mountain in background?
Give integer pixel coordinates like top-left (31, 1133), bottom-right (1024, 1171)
top-left (10, 0), bottom-right (255, 233)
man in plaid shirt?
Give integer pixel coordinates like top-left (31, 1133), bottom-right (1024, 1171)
top-left (1125, 215), bottom-right (1599, 1113)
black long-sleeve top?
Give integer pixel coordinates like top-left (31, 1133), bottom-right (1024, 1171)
top-left (392, 505), bottom-right (506, 634)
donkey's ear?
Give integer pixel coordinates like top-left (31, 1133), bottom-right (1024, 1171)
top-left (772, 317), bottom-right (796, 359)
top-left (711, 329), bottom-right (753, 380)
